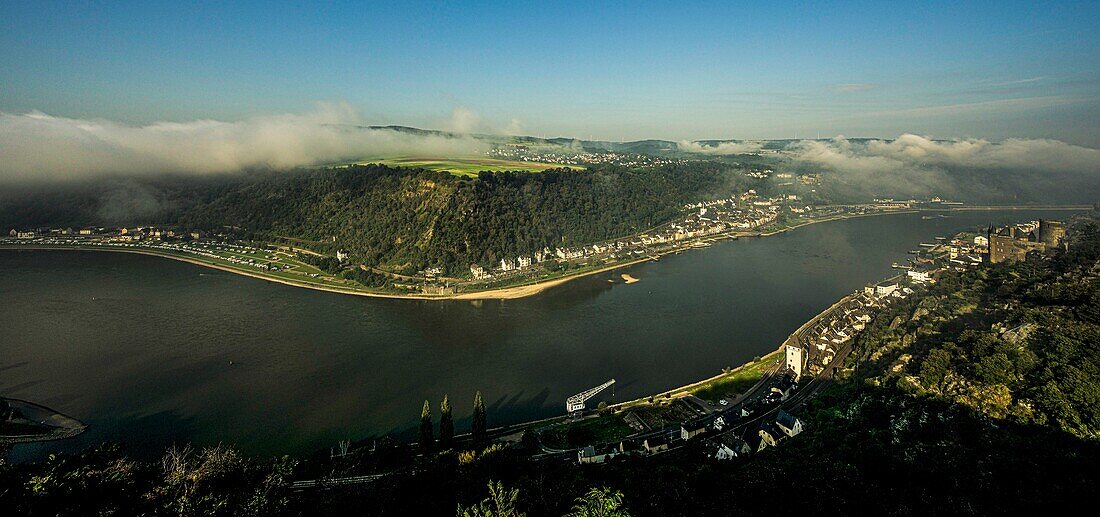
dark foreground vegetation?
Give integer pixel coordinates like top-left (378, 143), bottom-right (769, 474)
top-left (3, 213), bottom-right (1099, 516)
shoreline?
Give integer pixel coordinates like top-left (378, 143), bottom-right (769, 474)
top-left (1, 398), bottom-right (87, 445)
top-left (2, 204), bottom-right (1088, 301)
top-left (610, 288), bottom-right (863, 411)
top-left (0, 244), bottom-right (659, 301)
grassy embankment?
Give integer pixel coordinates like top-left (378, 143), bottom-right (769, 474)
top-left (689, 350), bottom-right (783, 401)
top-left (2, 243), bottom-right (369, 293)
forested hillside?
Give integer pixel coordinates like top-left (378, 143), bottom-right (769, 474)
top-left (180, 162), bottom-right (741, 274)
top-left (847, 218), bottom-right (1100, 436)
top-left (2, 163), bottom-right (741, 274)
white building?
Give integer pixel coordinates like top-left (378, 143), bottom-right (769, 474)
top-left (775, 410), bottom-right (804, 437)
top-left (681, 421), bottom-right (707, 441)
top-left (577, 445), bottom-right (619, 464)
top-left (874, 283), bottom-right (899, 299)
top-left (785, 344), bottom-right (803, 380)
top-left (712, 441), bottom-right (738, 461)
top-left (908, 267), bottom-right (938, 283)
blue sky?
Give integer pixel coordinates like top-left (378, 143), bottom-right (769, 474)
top-left (2, 0), bottom-right (1098, 145)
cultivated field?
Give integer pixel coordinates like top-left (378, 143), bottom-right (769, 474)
top-left (349, 157), bottom-right (583, 177)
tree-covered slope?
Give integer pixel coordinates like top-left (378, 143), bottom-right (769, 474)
top-left (175, 162), bottom-right (740, 274)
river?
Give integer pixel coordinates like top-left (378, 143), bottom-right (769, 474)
top-left (0, 209), bottom-right (1080, 460)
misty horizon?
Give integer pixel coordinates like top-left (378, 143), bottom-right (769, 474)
top-left (2, 106), bottom-right (1098, 208)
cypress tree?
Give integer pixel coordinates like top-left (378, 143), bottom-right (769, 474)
top-left (419, 399), bottom-right (434, 452)
top-left (472, 390), bottom-right (487, 447)
top-left (439, 394), bottom-right (454, 449)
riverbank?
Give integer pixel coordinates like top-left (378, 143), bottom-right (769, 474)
top-left (507, 207), bottom-right (1092, 435)
top-left (608, 287), bottom-right (863, 411)
top-left (4, 206), bottom-right (1088, 461)
top-left (452, 257), bottom-right (656, 299)
top-left (2, 204), bottom-right (1089, 301)
top-left (0, 243), bottom-right (657, 301)
top-left (756, 204), bottom-right (1090, 238)
top-left (1, 398), bottom-right (86, 445)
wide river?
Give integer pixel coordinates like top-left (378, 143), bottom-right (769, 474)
top-left (0, 209), bottom-right (1080, 459)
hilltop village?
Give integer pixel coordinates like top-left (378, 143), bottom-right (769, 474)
top-left (487, 145), bottom-right (688, 168)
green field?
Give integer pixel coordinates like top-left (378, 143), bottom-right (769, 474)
top-left (690, 350), bottom-right (782, 401)
top-left (348, 157), bottom-right (583, 177)
top-left (72, 242), bottom-right (373, 293)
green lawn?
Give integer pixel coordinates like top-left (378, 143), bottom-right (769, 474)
top-left (690, 350), bottom-right (782, 401)
top-left (118, 244), bottom-right (373, 292)
top-left (538, 414), bottom-right (635, 450)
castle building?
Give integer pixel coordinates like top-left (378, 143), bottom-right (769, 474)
top-left (1038, 219), bottom-right (1066, 248)
top-left (986, 220), bottom-right (1065, 264)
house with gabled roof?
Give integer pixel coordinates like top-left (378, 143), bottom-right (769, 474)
top-left (758, 422), bottom-right (782, 448)
top-left (681, 420), bottom-right (707, 441)
top-left (578, 444), bottom-right (620, 464)
top-left (743, 428), bottom-right (769, 453)
top-left (642, 434), bottom-right (671, 455)
top-left (709, 433), bottom-right (752, 461)
top-left (775, 410), bottom-right (804, 437)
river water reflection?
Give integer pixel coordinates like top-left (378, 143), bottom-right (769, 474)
top-left (0, 209), bottom-right (1079, 459)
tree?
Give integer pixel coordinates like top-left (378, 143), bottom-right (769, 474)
top-left (566, 487), bottom-right (629, 517)
top-left (419, 400), bottom-right (434, 452)
top-left (457, 481), bottom-right (524, 517)
top-left (974, 352), bottom-right (1013, 385)
top-left (439, 395), bottom-right (454, 449)
top-left (472, 391), bottom-right (487, 447)
top-left (920, 348), bottom-right (953, 389)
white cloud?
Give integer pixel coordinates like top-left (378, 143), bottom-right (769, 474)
top-left (810, 134), bottom-right (1100, 173)
top-left (504, 118), bottom-right (526, 136)
top-left (861, 96), bottom-right (1082, 119)
top-left (991, 76), bottom-right (1045, 87)
top-left (787, 134), bottom-right (1100, 200)
top-left (442, 106), bottom-right (483, 134)
top-left (0, 103), bottom-right (486, 183)
top-left (677, 140), bottom-right (764, 155)
top-left (835, 83), bottom-right (877, 93)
